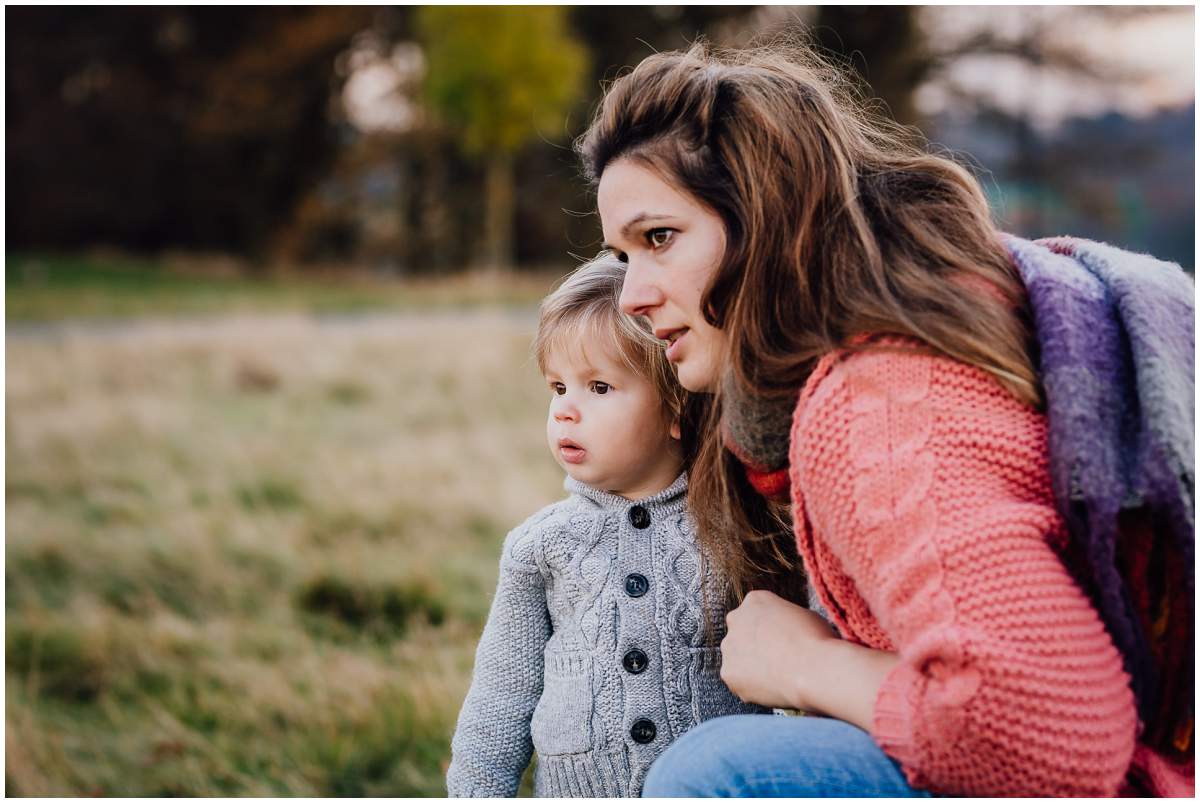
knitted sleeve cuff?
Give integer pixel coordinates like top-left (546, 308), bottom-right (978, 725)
top-left (870, 625), bottom-right (986, 792)
top-left (871, 661), bottom-right (926, 786)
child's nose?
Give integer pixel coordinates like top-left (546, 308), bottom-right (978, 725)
top-left (553, 399), bottom-right (579, 422)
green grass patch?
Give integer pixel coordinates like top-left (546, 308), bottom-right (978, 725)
top-left (235, 477), bottom-right (305, 513)
top-left (7, 475), bottom-right (149, 527)
top-left (7, 620), bottom-right (111, 702)
top-left (7, 545), bottom-right (75, 610)
top-left (80, 497), bottom-right (145, 527)
top-left (327, 379), bottom-right (371, 405)
top-left (465, 511), bottom-right (507, 543)
top-left (6, 479), bottom-right (56, 505)
top-left (298, 688), bottom-right (454, 796)
top-left (6, 252), bottom-right (555, 322)
top-left (296, 575), bottom-right (447, 641)
top-left (222, 545), bottom-right (288, 591)
top-left (97, 573), bottom-right (151, 617)
top-left (306, 508), bottom-right (408, 546)
top-left (97, 549), bottom-right (229, 621)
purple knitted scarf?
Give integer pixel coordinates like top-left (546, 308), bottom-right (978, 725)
top-left (1004, 234), bottom-right (1194, 749)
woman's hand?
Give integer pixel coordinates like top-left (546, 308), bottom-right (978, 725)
top-left (720, 589), bottom-right (837, 710)
top-left (720, 589), bottom-right (899, 731)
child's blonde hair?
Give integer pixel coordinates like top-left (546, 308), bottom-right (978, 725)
top-left (534, 252), bottom-right (685, 422)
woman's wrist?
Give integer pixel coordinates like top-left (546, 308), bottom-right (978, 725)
top-left (783, 634), bottom-right (842, 712)
top-left (792, 638), bottom-right (899, 731)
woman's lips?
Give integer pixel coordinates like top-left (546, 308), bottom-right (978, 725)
top-left (665, 329), bottom-right (687, 362)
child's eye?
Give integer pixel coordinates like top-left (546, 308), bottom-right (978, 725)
top-left (551, 382), bottom-right (566, 395)
top-left (647, 228), bottom-right (674, 249)
top-left (590, 381), bottom-right (610, 395)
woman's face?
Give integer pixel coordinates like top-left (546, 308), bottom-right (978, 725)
top-left (598, 158), bottom-right (729, 393)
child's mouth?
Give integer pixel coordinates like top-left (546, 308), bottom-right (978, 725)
top-left (558, 439), bottom-right (586, 464)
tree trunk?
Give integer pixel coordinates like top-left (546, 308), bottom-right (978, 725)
top-left (481, 151), bottom-right (515, 271)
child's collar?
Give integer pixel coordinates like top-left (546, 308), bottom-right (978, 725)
top-left (565, 471), bottom-right (688, 511)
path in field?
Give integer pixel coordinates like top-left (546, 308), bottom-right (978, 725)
top-left (5, 306), bottom-right (540, 343)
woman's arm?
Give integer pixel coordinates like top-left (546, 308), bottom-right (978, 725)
top-left (781, 345), bottom-right (1137, 796)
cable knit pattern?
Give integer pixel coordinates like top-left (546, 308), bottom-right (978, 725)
top-left (790, 340), bottom-right (1140, 797)
top-left (447, 473), bottom-right (763, 797)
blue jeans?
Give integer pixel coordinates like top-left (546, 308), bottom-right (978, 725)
top-left (642, 715), bottom-right (932, 797)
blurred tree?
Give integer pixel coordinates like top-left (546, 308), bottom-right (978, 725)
top-left (279, 6), bottom-right (754, 273)
top-left (803, 6), bottom-right (1173, 131)
top-left (810, 6), bottom-right (930, 126)
top-left (6, 6), bottom-right (756, 269)
top-left (13, 7), bottom-right (1181, 272)
top-left (912, 6), bottom-right (1184, 239)
top-left (543, 6), bottom-right (757, 263)
top-left (570, 6), bottom-right (755, 86)
top-left (6, 7), bottom-right (370, 259)
top-left (415, 7), bottom-right (587, 270)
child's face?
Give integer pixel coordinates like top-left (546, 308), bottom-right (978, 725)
top-left (544, 337), bottom-right (682, 500)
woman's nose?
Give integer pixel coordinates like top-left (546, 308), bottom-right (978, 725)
top-left (619, 259), bottom-right (663, 318)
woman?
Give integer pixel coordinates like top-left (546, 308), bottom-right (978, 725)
top-left (576, 42), bottom-right (1193, 797)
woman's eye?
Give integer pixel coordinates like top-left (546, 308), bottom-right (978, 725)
top-left (590, 381), bottom-right (610, 395)
top-left (647, 229), bottom-right (674, 249)
top-left (551, 383), bottom-right (566, 395)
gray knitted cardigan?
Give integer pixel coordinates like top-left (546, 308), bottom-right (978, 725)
top-left (446, 473), bottom-right (763, 797)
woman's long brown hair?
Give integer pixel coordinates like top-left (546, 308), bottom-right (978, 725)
top-left (577, 40), bottom-right (1040, 602)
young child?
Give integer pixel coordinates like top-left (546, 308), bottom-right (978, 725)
top-left (446, 254), bottom-right (761, 797)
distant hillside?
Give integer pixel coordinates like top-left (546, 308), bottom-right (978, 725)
top-left (929, 103), bottom-right (1195, 271)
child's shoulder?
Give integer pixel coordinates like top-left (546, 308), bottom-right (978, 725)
top-left (500, 495), bottom-right (593, 569)
top-left (509, 494), bottom-right (593, 535)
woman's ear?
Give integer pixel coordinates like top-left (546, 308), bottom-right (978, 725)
top-left (670, 420), bottom-right (682, 440)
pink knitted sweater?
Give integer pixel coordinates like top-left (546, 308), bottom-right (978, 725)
top-left (779, 343), bottom-right (1191, 797)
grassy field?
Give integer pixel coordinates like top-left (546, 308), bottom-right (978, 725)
top-left (6, 259), bottom-right (569, 795)
top-left (6, 253), bottom-right (557, 321)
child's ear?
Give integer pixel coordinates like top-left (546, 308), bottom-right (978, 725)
top-left (669, 420), bottom-right (681, 441)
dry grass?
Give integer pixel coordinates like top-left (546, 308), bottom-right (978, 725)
top-left (6, 309), bottom-right (564, 795)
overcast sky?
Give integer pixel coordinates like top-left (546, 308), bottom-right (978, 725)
top-left (918, 5), bottom-right (1195, 128)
